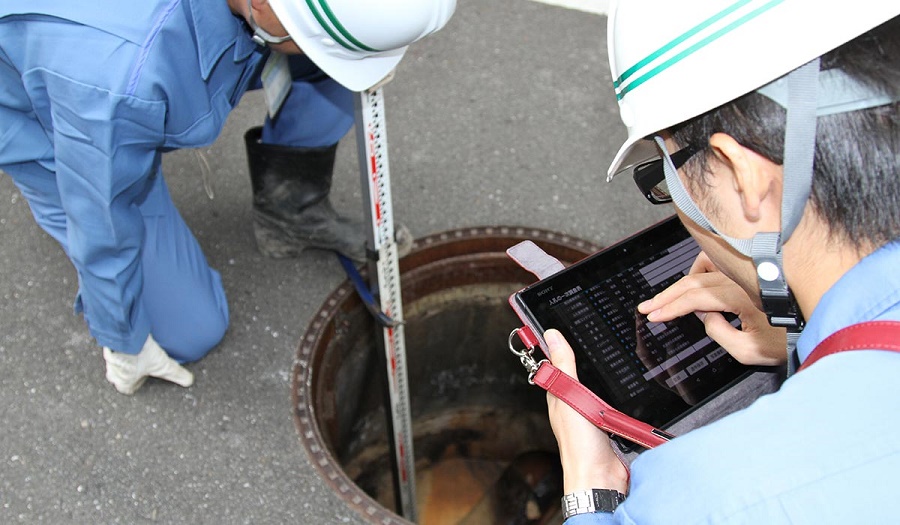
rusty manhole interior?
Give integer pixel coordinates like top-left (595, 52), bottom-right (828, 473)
top-left (293, 227), bottom-right (599, 524)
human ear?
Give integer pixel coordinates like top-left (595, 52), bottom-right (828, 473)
top-left (707, 133), bottom-right (779, 225)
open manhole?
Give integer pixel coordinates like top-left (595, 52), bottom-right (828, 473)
top-left (293, 227), bottom-right (600, 524)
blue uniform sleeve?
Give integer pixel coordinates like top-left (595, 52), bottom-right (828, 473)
top-left (36, 68), bottom-right (167, 353)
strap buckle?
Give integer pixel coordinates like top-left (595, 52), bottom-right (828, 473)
top-left (760, 288), bottom-right (805, 330)
top-left (508, 328), bottom-right (546, 385)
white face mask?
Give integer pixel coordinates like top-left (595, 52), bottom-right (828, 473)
top-left (246, 0), bottom-right (293, 47)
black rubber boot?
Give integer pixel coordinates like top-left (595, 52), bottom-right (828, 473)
top-left (244, 127), bottom-right (369, 261)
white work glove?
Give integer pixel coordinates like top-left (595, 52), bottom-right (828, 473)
top-left (103, 334), bottom-right (194, 395)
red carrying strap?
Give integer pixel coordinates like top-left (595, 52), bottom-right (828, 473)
top-left (798, 320), bottom-right (900, 372)
top-left (531, 361), bottom-right (675, 449)
top-left (524, 321), bottom-right (900, 452)
top-left (513, 324), bottom-right (675, 449)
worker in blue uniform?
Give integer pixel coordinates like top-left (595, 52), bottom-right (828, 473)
top-left (0, 0), bottom-right (456, 394)
top-left (547, 2), bottom-right (900, 523)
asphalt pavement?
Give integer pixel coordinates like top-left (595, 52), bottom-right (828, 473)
top-left (0, 1), bottom-right (675, 523)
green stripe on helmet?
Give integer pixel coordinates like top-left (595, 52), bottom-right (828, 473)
top-left (305, 0), bottom-right (382, 53)
top-left (613, 0), bottom-right (752, 89)
top-left (614, 0), bottom-right (783, 100)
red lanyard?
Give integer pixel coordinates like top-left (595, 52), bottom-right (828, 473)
top-left (512, 325), bottom-right (675, 450)
top-left (798, 321), bottom-right (900, 372)
top-left (516, 321), bottom-right (900, 451)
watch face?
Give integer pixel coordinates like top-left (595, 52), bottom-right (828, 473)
top-left (596, 488), bottom-right (626, 511)
top-left (562, 489), bottom-right (626, 518)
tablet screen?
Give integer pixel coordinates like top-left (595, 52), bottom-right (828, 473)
top-left (515, 216), bottom-right (751, 429)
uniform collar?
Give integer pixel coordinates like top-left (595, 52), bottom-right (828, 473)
top-left (796, 240), bottom-right (900, 363)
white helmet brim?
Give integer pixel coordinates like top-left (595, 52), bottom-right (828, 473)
top-left (605, 0), bottom-right (900, 181)
top-left (269, 0), bottom-right (455, 92)
top-left (268, 0), bottom-right (406, 91)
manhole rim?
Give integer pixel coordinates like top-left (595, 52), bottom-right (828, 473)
top-left (291, 226), bottom-right (600, 524)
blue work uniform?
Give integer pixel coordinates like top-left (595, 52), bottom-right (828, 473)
top-left (568, 239), bottom-right (900, 523)
top-left (0, 0), bottom-right (353, 360)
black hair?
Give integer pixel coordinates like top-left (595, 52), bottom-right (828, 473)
top-left (670, 15), bottom-right (899, 250)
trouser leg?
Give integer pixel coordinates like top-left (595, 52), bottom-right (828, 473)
top-left (137, 171), bottom-right (229, 363)
top-left (5, 161), bottom-right (228, 363)
top-left (5, 161), bottom-right (70, 251)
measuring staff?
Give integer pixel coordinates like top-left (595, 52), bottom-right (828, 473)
top-left (265, 1), bottom-right (456, 521)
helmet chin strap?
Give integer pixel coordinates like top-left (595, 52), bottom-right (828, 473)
top-left (660, 58), bottom-right (821, 374)
top-left (751, 58), bottom-right (820, 373)
top-left (660, 56), bottom-right (899, 371)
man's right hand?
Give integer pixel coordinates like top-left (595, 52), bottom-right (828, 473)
top-left (637, 251), bottom-right (787, 366)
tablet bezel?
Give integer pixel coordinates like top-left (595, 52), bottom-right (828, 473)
top-left (512, 216), bottom-right (752, 430)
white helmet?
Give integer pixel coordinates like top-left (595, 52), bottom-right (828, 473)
top-left (606, 0), bottom-right (900, 181)
top-left (268, 0), bottom-right (457, 92)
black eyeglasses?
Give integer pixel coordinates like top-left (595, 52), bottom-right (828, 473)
top-left (632, 143), bottom-right (699, 205)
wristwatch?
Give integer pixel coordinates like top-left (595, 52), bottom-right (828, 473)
top-left (561, 488), bottom-right (627, 519)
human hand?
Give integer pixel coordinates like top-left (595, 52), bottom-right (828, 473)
top-left (544, 329), bottom-right (629, 494)
top-left (103, 334), bottom-right (194, 395)
top-left (637, 251), bottom-right (787, 366)
top-left (633, 310), bottom-right (701, 405)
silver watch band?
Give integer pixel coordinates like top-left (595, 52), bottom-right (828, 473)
top-left (561, 488), bottom-right (626, 519)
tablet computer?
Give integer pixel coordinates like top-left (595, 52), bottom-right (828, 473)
top-left (510, 216), bottom-right (751, 430)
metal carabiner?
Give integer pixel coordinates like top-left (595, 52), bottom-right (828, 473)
top-left (508, 328), bottom-right (545, 385)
